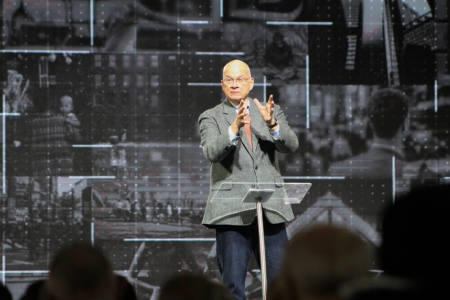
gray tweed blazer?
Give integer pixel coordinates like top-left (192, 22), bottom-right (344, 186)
top-left (198, 98), bottom-right (299, 225)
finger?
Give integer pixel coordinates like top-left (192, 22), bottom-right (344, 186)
top-left (238, 107), bottom-right (248, 118)
top-left (237, 100), bottom-right (245, 112)
top-left (268, 95), bottom-right (275, 110)
top-left (238, 114), bottom-right (249, 124)
top-left (238, 108), bottom-right (247, 117)
top-left (238, 106), bottom-right (247, 116)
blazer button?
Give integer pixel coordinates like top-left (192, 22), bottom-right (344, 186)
top-left (254, 165), bottom-right (258, 170)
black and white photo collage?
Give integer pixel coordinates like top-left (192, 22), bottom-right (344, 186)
top-left (1, 1), bottom-right (449, 299)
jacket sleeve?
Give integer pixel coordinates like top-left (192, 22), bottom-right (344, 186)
top-left (198, 110), bottom-right (236, 163)
top-left (272, 104), bottom-right (299, 153)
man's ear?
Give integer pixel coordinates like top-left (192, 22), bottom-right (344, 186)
top-left (249, 77), bottom-right (255, 91)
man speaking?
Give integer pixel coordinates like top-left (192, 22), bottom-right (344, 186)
top-left (198, 60), bottom-right (299, 299)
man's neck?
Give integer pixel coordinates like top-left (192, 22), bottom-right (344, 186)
top-left (371, 136), bottom-right (404, 158)
top-left (372, 134), bottom-right (400, 148)
top-left (227, 97), bottom-right (248, 108)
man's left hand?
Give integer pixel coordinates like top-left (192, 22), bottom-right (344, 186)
top-left (253, 94), bottom-right (277, 128)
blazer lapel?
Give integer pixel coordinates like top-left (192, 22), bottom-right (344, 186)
top-left (222, 99), bottom-right (235, 126)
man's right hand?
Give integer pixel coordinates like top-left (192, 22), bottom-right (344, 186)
top-left (231, 99), bottom-right (249, 135)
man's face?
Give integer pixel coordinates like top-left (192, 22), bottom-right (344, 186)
top-left (221, 62), bottom-right (254, 104)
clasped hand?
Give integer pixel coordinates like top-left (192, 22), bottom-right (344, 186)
top-left (231, 95), bottom-right (277, 135)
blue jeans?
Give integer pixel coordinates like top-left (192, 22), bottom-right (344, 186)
top-left (215, 217), bottom-right (288, 300)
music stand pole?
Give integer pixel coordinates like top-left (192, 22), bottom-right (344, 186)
top-left (256, 197), bottom-right (267, 300)
top-left (240, 183), bottom-right (312, 300)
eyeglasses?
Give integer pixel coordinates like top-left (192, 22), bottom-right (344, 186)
top-left (222, 77), bottom-right (250, 86)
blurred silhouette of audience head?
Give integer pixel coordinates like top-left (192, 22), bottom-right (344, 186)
top-left (367, 88), bottom-right (408, 140)
top-left (158, 272), bottom-right (234, 300)
top-left (1, 282), bottom-right (13, 300)
top-left (269, 224), bottom-right (371, 300)
top-left (379, 184), bottom-right (450, 293)
top-left (19, 279), bottom-right (46, 300)
top-left (45, 242), bottom-right (115, 300)
top-left (346, 184), bottom-right (450, 300)
top-left (114, 274), bottom-right (137, 300)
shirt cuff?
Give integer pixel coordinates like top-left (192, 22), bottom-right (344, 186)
top-left (270, 126), bottom-right (280, 140)
top-left (228, 126), bottom-right (239, 145)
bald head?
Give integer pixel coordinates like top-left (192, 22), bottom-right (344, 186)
top-left (221, 60), bottom-right (254, 104)
top-left (222, 60), bottom-right (252, 78)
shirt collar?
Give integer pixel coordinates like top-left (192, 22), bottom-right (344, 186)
top-left (227, 98), bottom-right (250, 111)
